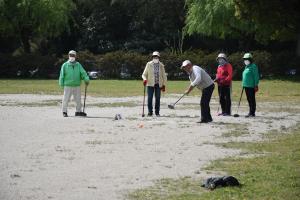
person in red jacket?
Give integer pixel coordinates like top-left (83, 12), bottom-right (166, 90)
top-left (214, 53), bottom-right (233, 116)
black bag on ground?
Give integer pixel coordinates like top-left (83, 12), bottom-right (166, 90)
top-left (201, 176), bottom-right (240, 190)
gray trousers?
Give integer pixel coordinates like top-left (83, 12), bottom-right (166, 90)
top-left (62, 86), bottom-right (82, 113)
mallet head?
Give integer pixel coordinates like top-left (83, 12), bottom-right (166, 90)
top-left (168, 104), bottom-right (175, 109)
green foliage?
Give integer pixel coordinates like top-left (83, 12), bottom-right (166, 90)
top-left (234, 0), bottom-right (300, 42)
top-left (185, 0), bottom-right (300, 50)
top-left (0, 53), bottom-right (57, 78)
top-left (77, 0), bottom-right (186, 53)
top-left (1, 49), bottom-right (299, 79)
top-left (0, 0), bottom-right (75, 53)
top-left (185, 0), bottom-right (254, 39)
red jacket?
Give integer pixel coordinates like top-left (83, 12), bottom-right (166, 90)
top-left (216, 63), bottom-right (233, 86)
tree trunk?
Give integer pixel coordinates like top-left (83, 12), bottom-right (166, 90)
top-left (20, 27), bottom-right (31, 53)
top-left (297, 33), bottom-right (300, 57)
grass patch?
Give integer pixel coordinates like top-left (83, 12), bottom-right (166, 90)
top-left (220, 123), bottom-right (250, 138)
top-left (127, 126), bottom-right (300, 200)
top-left (0, 79), bottom-right (300, 102)
top-left (127, 177), bottom-right (203, 200)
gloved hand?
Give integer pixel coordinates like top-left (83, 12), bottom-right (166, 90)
top-left (160, 85), bottom-right (166, 92)
top-left (85, 81), bottom-right (89, 86)
top-left (143, 80), bottom-right (147, 86)
top-left (255, 86), bottom-right (258, 93)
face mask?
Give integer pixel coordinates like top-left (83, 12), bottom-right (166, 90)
top-left (69, 57), bottom-right (76, 62)
top-left (244, 60), bottom-right (250, 66)
top-left (153, 58), bottom-right (159, 64)
top-left (218, 58), bottom-right (226, 66)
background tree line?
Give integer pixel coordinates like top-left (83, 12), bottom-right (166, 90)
top-left (0, 0), bottom-right (299, 79)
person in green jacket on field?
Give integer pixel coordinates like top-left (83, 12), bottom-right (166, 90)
top-left (59, 50), bottom-right (90, 117)
top-left (242, 53), bottom-right (259, 118)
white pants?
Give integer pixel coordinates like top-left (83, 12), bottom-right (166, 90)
top-left (62, 86), bottom-right (82, 113)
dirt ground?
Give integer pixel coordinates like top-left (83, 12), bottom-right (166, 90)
top-left (0, 94), bottom-right (299, 200)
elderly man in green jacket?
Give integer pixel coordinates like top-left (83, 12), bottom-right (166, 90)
top-left (59, 50), bottom-right (90, 117)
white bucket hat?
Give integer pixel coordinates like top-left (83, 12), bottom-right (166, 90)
top-left (152, 51), bottom-right (160, 57)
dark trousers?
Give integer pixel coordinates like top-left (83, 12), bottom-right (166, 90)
top-left (218, 85), bottom-right (231, 115)
top-left (245, 87), bottom-right (256, 115)
top-left (201, 84), bottom-right (215, 122)
top-left (147, 84), bottom-right (161, 115)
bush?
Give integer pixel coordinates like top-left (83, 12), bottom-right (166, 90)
top-left (0, 50), bottom-right (298, 79)
top-left (0, 53), bottom-right (57, 78)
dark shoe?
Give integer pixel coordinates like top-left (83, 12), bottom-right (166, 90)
top-left (197, 119), bottom-right (213, 123)
top-left (155, 113), bottom-right (160, 117)
top-left (63, 112), bottom-right (68, 117)
top-left (245, 114), bottom-right (255, 118)
top-left (75, 112), bottom-right (87, 117)
top-left (75, 112), bottom-right (81, 116)
top-left (147, 113), bottom-right (153, 117)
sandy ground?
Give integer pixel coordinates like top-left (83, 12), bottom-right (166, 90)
top-left (0, 94), bottom-right (299, 200)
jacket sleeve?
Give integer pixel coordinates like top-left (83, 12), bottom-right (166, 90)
top-left (79, 63), bottom-right (90, 82)
top-left (142, 63), bottom-right (149, 80)
top-left (224, 63), bottom-right (233, 83)
top-left (58, 63), bottom-right (65, 87)
top-left (253, 64), bottom-right (259, 86)
top-left (161, 64), bottom-right (167, 85)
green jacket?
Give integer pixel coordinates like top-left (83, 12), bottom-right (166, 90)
top-left (59, 61), bottom-right (90, 87)
top-left (242, 63), bottom-right (259, 88)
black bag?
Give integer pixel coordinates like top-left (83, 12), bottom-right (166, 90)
top-left (201, 176), bottom-right (240, 190)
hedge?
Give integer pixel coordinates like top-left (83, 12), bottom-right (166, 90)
top-left (0, 50), bottom-right (299, 79)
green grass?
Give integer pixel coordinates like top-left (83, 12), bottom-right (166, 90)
top-left (220, 123), bottom-right (250, 138)
top-left (127, 125), bottom-right (300, 200)
top-left (0, 79), bottom-right (299, 102)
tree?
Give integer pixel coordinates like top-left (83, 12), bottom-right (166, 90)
top-left (185, 0), bottom-right (254, 40)
top-left (76, 0), bottom-right (186, 53)
top-left (185, 0), bottom-right (300, 55)
top-left (0, 0), bottom-right (75, 53)
top-left (233, 0), bottom-right (300, 56)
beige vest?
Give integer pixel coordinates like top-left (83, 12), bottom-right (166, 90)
top-left (142, 61), bottom-right (167, 87)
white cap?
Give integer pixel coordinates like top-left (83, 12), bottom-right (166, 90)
top-left (216, 53), bottom-right (227, 61)
top-left (181, 60), bottom-right (192, 69)
top-left (68, 50), bottom-right (77, 55)
top-left (152, 51), bottom-right (160, 57)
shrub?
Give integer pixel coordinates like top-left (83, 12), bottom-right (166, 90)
top-left (0, 49), bottom-right (298, 79)
top-left (0, 53), bottom-right (57, 78)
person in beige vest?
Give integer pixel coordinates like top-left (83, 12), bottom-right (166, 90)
top-left (142, 51), bottom-right (167, 116)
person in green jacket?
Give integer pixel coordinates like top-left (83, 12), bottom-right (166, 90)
top-left (242, 53), bottom-right (259, 117)
top-left (59, 50), bottom-right (90, 117)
